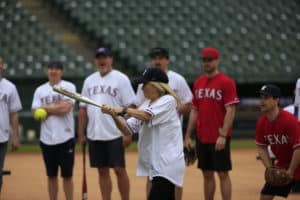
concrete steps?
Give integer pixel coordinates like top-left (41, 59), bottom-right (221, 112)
top-left (18, 0), bottom-right (95, 63)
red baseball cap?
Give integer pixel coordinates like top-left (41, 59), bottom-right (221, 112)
top-left (200, 47), bottom-right (220, 59)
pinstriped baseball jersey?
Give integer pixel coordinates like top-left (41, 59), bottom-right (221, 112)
top-left (127, 95), bottom-right (185, 187)
top-left (0, 78), bottom-right (22, 142)
top-left (32, 80), bottom-right (76, 145)
top-left (80, 70), bottom-right (135, 141)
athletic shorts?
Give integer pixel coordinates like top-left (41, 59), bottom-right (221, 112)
top-left (40, 139), bottom-right (75, 178)
top-left (148, 176), bottom-right (175, 200)
top-left (196, 138), bottom-right (232, 171)
top-left (261, 181), bottom-right (295, 198)
top-left (88, 137), bottom-right (125, 168)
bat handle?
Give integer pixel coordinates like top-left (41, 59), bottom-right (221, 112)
top-left (82, 193), bottom-right (88, 200)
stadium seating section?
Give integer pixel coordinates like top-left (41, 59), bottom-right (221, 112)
top-left (52, 0), bottom-right (299, 83)
top-left (0, 0), bottom-right (93, 78)
top-left (1, 0), bottom-right (298, 140)
top-left (1, 0), bottom-right (299, 82)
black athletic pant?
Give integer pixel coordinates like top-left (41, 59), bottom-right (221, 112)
top-left (148, 176), bottom-right (175, 200)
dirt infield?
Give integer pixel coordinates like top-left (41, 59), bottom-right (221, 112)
top-left (2, 149), bottom-right (299, 200)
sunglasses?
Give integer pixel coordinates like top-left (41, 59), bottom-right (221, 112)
top-left (201, 57), bottom-right (216, 62)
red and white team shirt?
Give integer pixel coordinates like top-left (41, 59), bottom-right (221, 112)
top-left (192, 73), bottom-right (239, 143)
top-left (256, 110), bottom-right (300, 180)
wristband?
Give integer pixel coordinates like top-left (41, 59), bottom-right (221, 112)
top-left (118, 107), bottom-right (127, 117)
top-left (219, 134), bottom-right (227, 138)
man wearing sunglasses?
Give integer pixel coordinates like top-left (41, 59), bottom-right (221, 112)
top-left (185, 47), bottom-right (239, 200)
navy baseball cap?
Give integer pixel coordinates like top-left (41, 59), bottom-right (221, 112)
top-left (136, 68), bottom-right (169, 84)
top-left (149, 47), bottom-right (169, 59)
top-left (47, 61), bottom-right (63, 70)
top-left (259, 84), bottom-right (281, 98)
top-left (95, 47), bottom-right (112, 57)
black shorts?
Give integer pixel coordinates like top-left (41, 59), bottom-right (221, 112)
top-left (148, 176), bottom-right (175, 200)
top-left (40, 139), bottom-right (75, 178)
top-left (88, 137), bottom-right (125, 168)
top-left (261, 181), bottom-right (295, 198)
top-left (196, 138), bottom-right (232, 171)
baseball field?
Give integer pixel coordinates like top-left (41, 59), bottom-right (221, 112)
top-left (1, 141), bottom-right (300, 200)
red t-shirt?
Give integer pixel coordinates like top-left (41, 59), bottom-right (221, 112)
top-left (192, 73), bottom-right (239, 143)
top-left (256, 110), bottom-right (300, 180)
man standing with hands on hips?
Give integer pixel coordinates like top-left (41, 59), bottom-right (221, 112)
top-left (185, 47), bottom-right (239, 200)
top-left (0, 56), bottom-right (22, 195)
top-left (78, 47), bottom-right (135, 200)
top-left (32, 61), bottom-right (76, 200)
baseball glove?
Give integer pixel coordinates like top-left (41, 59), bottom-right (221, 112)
top-left (184, 147), bottom-right (197, 166)
top-left (264, 167), bottom-right (292, 186)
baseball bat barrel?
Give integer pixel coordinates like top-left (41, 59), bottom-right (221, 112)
top-left (53, 85), bottom-right (103, 108)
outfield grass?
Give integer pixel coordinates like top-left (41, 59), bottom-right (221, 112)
top-left (14, 139), bottom-right (256, 153)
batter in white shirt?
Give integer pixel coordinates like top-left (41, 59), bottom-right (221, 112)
top-left (102, 68), bottom-right (185, 200)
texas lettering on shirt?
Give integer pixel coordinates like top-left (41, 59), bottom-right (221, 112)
top-left (87, 85), bottom-right (118, 97)
top-left (264, 134), bottom-right (289, 145)
top-left (194, 88), bottom-right (222, 100)
top-left (40, 94), bottom-right (63, 105)
top-left (0, 92), bottom-right (8, 103)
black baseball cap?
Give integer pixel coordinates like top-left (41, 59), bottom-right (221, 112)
top-left (136, 68), bottom-right (169, 84)
top-left (47, 61), bottom-right (63, 70)
top-left (149, 47), bottom-right (169, 59)
top-left (95, 47), bottom-right (112, 57)
top-left (259, 84), bottom-right (281, 98)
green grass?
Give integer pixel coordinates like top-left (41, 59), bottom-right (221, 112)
top-left (231, 139), bottom-right (256, 148)
top-left (15, 139), bottom-right (255, 153)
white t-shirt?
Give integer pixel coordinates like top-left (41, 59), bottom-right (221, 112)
top-left (80, 70), bottom-right (135, 141)
top-left (32, 80), bottom-right (76, 145)
top-left (135, 70), bottom-right (193, 107)
top-left (294, 78), bottom-right (300, 120)
top-left (284, 104), bottom-right (294, 115)
top-left (127, 95), bottom-right (185, 187)
top-left (0, 78), bottom-right (22, 142)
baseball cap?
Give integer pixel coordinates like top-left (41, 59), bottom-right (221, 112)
top-left (95, 47), bottom-right (112, 57)
top-left (201, 47), bottom-right (220, 59)
top-left (149, 47), bottom-right (169, 59)
top-left (259, 84), bottom-right (281, 98)
top-left (47, 61), bottom-right (63, 70)
top-left (136, 68), bottom-right (169, 84)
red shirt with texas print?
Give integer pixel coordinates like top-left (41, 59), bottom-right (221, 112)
top-left (192, 73), bottom-right (239, 143)
top-left (256, 110), bottom-right (300, 180)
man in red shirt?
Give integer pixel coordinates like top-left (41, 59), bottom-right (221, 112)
top-left (185, 47), bottom-right (239, 200)
top-left (256, 84), bottom-right (300, 199)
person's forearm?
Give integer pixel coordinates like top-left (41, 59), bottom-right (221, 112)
top-left (126, 108), bottom-right (151, 121)
top-left (178, 103), bottom-right (192, 115)
top-left (10, 112), bottom-right (19, 140)
top-left (112, 115), bottom-right (132, 136)
top-left (42, 100), bottom-right (73, 116)
top-left (78, 108), bottom-right (87, 137)
top-left (185, 108), bottom-right (197, 138)
top-left (257, 146), bottom-right (273, 168)
top-left (288, 148), bottom-right (300, 174)
top-left (220, 105), bottom-right (236, 136)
